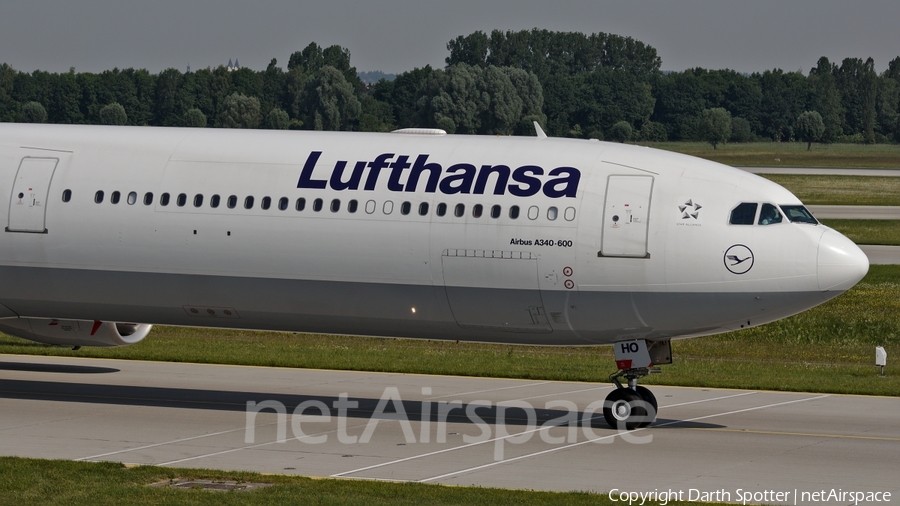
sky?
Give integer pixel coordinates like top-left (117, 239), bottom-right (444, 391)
top-left (1, 0), bottom-right (898, 76)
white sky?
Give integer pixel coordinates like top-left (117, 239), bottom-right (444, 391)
top-left (1, 0), bottom-right (898, 75)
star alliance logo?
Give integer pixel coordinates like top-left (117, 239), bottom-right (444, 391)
top-left (679, 199), bottom-right (702, 219)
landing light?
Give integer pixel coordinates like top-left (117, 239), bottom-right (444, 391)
top-left (411, 307), bottom-right (416, 314)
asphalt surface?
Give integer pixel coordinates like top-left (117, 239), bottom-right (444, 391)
top-left (0, 355), bottom-right (897, 504)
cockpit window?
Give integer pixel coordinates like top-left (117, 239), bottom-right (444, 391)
top-left (758, 203), bottom-right (783, 225)
top-left (780, 205), bottom-right (819, 224)
top-left (729, 203), bottom-right (758, 225)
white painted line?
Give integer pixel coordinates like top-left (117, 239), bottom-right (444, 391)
top-left (155, 422), bottom-right (367, 467)
top-left (417, 394), bottom-right (829, 483)
top-left (658, 391), bottom-right (757, 409)
top-left (508, 385), bottom-right (614, 402)
top-left (76, 424), bottom-right (274, 461)
top-left (330, 413), bottom-right (604, 478)
top-left (426, 381), bottom-right (553, 400)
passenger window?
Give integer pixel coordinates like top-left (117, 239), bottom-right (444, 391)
top-left (331, 199), bottom-right (340, 212)
top-left (527, 206), bottom-right (539, 220)
top-left (261, 197), bottom-right (271, 210)
top-left (210, 195), bottom-right (220, 208)
top-left (278, 197), bottom-right (288, 211)
top-left (111, 191), bottom-right (121, 204)
top-left (400, 201), bottom-right (411, 215)
top-left (365, 200), bottom-right (376, 214)
top-left (176, 193), bottom-right (187, 207)
top-left (454, 204), bottom-right (465, 217)
top-left (296, 198), bottom-right (306, 211)
top-left (564, 207), bottom-right (576, 221)
top-left (758, 203), bottom-right (783, 225)
top-left (227, 195), bottom-right (237, 209)
top-left (348, 199), bottom-right (358, 213)
top-left (436, 203), bottom-right (447, 216)
top-left (472, 204), bottom-right (483, 218)
top-left (126, 192), bottom-right (137, 205)
top-left (383, 200), bottom-right (394, 214)
top-left (144, 192), bottom-right (154, 205)
top-left (94, 190), bottom-right (104, 204)
top-left (509, 205), bottom-right (520, 219)
top-left (194, 194), bottom-right (203, 207)
top-left (244, 196), bottom-right (254, 209)
top-left (418, 202), bottom-right (428, 216)
top-left (160, 193), bottom-right (170, 206)
top-left (729, 203), bottom-right (758, 225)
top-left (62, 189), bottom-right (72, 202)
top-left (313, 198), bottom-right (323, 212)
top-left (490, 205), bottom-right (501, 219)
top-left (547, 206), bottom-right (558, 221)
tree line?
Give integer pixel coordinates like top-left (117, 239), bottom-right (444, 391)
top-left (2, 29), bottom-right (899, 147)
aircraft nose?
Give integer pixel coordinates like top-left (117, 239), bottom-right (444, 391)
top-left (817, 228), bottom-right (869, 291)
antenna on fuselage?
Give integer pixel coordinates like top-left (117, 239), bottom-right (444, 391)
top-left (533, 121), bottom-right (547, 139)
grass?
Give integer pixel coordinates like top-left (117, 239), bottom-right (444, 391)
top-left (821, 219), bottom-right (900, 245)
top-left (0, 457), bottom-right (646, 506)
top-left (758, 174), bottom-right (900, 206)
top-left (3, 266), bottom-right (899, 397)
top-left (638, 141), bottom-right (900, 168)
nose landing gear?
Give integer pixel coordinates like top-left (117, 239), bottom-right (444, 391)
top-left (603, 368), bottom-right (658, 430)
top-left (603, 339), bottom-right (670, 430)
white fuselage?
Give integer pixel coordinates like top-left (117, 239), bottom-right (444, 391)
top-left (0, 124), bottom-right (868, 346)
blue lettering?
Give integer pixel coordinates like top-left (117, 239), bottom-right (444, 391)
top-left (405, 154), bottom-right (441, 193)
top-left (438, 163), bottom-right (476, 195)
top-left (297, 151), bottom-right (327, 189)
top-left (508, 165), bottom-right (543, 197)
top-left (542, 167), bottom-right (580, 198)
top-left (298, 152), bottom-right (581, 197)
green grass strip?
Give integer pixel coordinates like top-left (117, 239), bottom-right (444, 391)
top-left (638, 141), bottom-right (900, 169)
top-left (758, 174), bottom-right (900, 206)
top-left (820, 219), bottom-right (900, 245)
top-left (2, 267), bottom-right (898, 396)
top-left (0, 457), bottom-right (639, 506)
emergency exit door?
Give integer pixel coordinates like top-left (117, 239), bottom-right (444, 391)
top-left (600, 175), bottom-right (653, 257)
top-left (7, 157), bottom-right (59, 233)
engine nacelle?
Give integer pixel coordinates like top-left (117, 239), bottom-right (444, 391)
top-left (0, 318), bottom-right (152, 347)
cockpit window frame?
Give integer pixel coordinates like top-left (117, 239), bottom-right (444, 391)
top-left (729, 202), bottom-right (758, 225)
top-left (780, 205), bottom-right (819, 225)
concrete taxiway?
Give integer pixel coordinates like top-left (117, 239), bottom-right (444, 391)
top-left (1, 354), bottom-right (897, 503)
top-left (738, 166), bottom-right (900, 176)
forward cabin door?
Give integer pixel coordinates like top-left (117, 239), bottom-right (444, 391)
top-left (7, 157), bottom-right (59, 233)
top-left (600, 175), bottom-right (653, 258)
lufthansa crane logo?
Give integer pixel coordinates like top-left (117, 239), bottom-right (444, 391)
top-left (724, 244), bottom-right (754, 274)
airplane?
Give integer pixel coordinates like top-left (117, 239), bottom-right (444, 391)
top-left (0, 122), bottom-right (868, 430)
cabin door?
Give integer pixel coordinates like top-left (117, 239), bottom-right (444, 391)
top-left (7, 157), bottom-right (59, 233)
top-left (600, 175), bottom-right (654, 258)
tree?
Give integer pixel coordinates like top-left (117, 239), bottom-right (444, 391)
top-left (730, 117), bottom-right (753, 142)
top-left (609, 121), bottom-right (632, 142)
top-left (217, 93), bottom-right (261, 129)
top-left (20, 101), bottom-right (47, 123)
top-left (300, 66), bottom-right (360, 130)
top-left (699, 107), bottom-right (732, 149)
top-left (796, 111), bottom-right (826, 150)
top-left (639, 121), bottom-right (667, 142)
top-left (263, 108), bottom-right (290, 129)
top-left (183, 108), bottom-right (207, 127)
top-left (808, 57), bottom-right (843, 142)
top-left (99, 102), bottom-right (128, 125)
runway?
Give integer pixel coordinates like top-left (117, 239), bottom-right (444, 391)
top-left (1, 354), bottom-right (897, 503)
